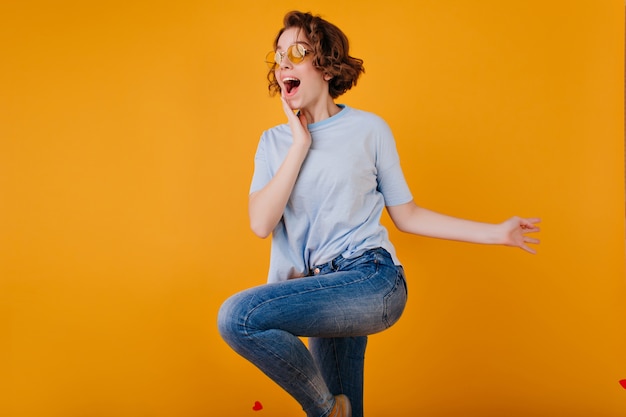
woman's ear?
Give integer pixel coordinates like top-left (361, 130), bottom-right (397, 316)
top-left (324, 73), bottom-right (333, 81)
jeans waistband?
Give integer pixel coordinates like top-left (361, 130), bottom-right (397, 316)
top-left (307, 247), bottom-right (392, 276)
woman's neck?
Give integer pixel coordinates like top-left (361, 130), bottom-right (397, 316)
top-left (300, 97), bottom-right (341, 124)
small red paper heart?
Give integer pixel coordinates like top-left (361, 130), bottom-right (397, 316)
top-left (252, 401), bottom-right (263, 411)
top-left (619, 380), bottom-right (626, 389)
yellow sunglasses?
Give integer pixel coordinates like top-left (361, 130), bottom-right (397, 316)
top-left (266, 43), bottom-right (310, 68)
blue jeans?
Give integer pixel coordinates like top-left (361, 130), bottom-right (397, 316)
top-left (217, 248), bottom-right (408, 417)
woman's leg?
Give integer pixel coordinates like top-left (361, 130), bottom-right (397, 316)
top-left (217, 248), bottom-right (407, 417)
top-left (309, 336), bottom-right (367, 417)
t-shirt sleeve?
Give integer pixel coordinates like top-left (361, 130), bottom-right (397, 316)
top-left (249, 134), bottom-right (270, 194)
top-left (375, 122), bottom-right (413, 207)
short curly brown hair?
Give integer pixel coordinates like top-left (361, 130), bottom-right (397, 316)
top-left (267, 11), bottom-right (365, 99)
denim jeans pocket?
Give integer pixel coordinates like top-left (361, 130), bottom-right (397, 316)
top-left (382, 267), bottom-right (408, 328)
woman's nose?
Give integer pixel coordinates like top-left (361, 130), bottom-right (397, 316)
top-left (279, 56), bottom-right (293, 69)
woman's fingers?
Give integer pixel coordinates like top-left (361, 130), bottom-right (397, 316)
top-left (280, 96), bottom-right (311, 147)
top-left (280, 96), bottom-right (297, 120)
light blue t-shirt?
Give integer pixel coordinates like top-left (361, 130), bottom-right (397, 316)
top-left (250, 105), bottom-right (413, 283)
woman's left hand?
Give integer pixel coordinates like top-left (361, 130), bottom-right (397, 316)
top-left (500, 216), bottom-right (541, 254)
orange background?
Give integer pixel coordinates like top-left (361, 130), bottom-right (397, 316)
top-left (2, 1), bottom-right (625, 416)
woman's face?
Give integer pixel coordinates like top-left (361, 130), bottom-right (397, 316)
top-left (274, 27), bottom-right (331, 110)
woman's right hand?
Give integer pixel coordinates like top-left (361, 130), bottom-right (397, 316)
top-left (281, 96), bottom-right (312, 150)
top-left (248, 97), bottom-right (312, 238)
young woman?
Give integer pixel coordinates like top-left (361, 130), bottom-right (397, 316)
top-left (218, 10), bottom-right (540, 417)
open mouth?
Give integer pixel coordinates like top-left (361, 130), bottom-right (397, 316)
top-left (283, 77), bottom-right (301, 95)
